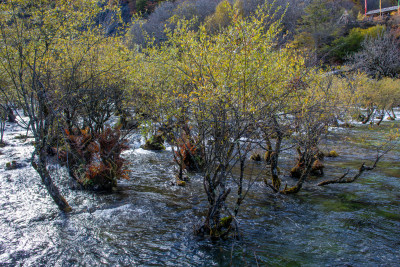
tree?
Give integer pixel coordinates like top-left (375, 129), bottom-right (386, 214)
top-left (138, 1), bottom-right (344, 237)
top-left (135, 3), bottom-right (286, 238)
top-left (294, 0), bottom-right (355, 63)
top-left (299, 0), bottom-right (344, 48)
top-left (204, 0), bottom-right (239, 33)
top-left (351, 31), bottom-right (400, 79)
top-left (0, 0), bottom-right (130, 211)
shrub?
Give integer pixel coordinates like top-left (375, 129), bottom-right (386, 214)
top-left (141, 134), bottom-right (165, 150)
top-left (327, 150), bottom-right (339, 157)
top-left (63, 127), bottom-right (129, 191)
top-left (173, 134), bottom-right (204, 172)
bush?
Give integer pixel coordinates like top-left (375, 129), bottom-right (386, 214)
top-left (63, 127), bottom-right (129, 191)
top-left (326, 150), bottom-right (339, 157)
top-left (173, 134), bottom-right (204, 172)
top-left (141, 134), bottom-right (165, 150)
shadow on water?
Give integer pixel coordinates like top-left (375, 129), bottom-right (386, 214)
top-left (0, 122), bottom-right (399, 266)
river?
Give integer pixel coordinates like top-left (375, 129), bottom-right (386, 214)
top-left (0, 119), bottom-right (399, 266)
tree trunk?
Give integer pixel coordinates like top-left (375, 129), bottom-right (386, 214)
top-left (264, 118), bottom-right (283, 191)
top-left (377, 110), bottom-right (384, 125)
top-left (7, 107), bottom-right (16, 123)
top-left (281, 153), bottom-right (315, 194)
top-left (32, 149), bottom-right (72, 212)
top-left (270, 152), bottom-right (281, 191)
top-left (362, 108), bottom-right (374, 124)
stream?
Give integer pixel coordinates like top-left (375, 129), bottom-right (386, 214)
top-left (0, 119), bottom-right (399, 266)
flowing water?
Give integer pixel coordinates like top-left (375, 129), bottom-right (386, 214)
top-left (0, 120), bottom-right (399, 266)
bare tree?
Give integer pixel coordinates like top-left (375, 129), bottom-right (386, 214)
top-left (350, 32), bottom-right (400, 79)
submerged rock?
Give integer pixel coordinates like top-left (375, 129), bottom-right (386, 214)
top-left (5, 161), bottom-right (20, 170)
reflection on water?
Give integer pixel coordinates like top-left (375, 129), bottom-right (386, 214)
top-left (0, 122), bottom-right (399, 266)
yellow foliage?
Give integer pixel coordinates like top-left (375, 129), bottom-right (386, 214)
top-left (132, 2), bottom-right (341, 143)
top-left (204, 0), bottom-right (244, 34)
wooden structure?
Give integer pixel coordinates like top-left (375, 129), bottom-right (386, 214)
top-left (365, 0), bottom-right (400, 17)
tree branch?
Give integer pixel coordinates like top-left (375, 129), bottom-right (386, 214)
top-left (318, 153), bottom-right (384, 186)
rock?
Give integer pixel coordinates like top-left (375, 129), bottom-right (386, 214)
top-left (5, 174), bottom-right (12, 182)
top-left (5, 161), bottom-right (19, 170)
top-left (13, 134), bottom-right (33, 140)
top-left (116, 115), bottom-right (138, 130)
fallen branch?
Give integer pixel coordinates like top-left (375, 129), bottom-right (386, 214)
top-left (318, 153), bottom-right (383, 186)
